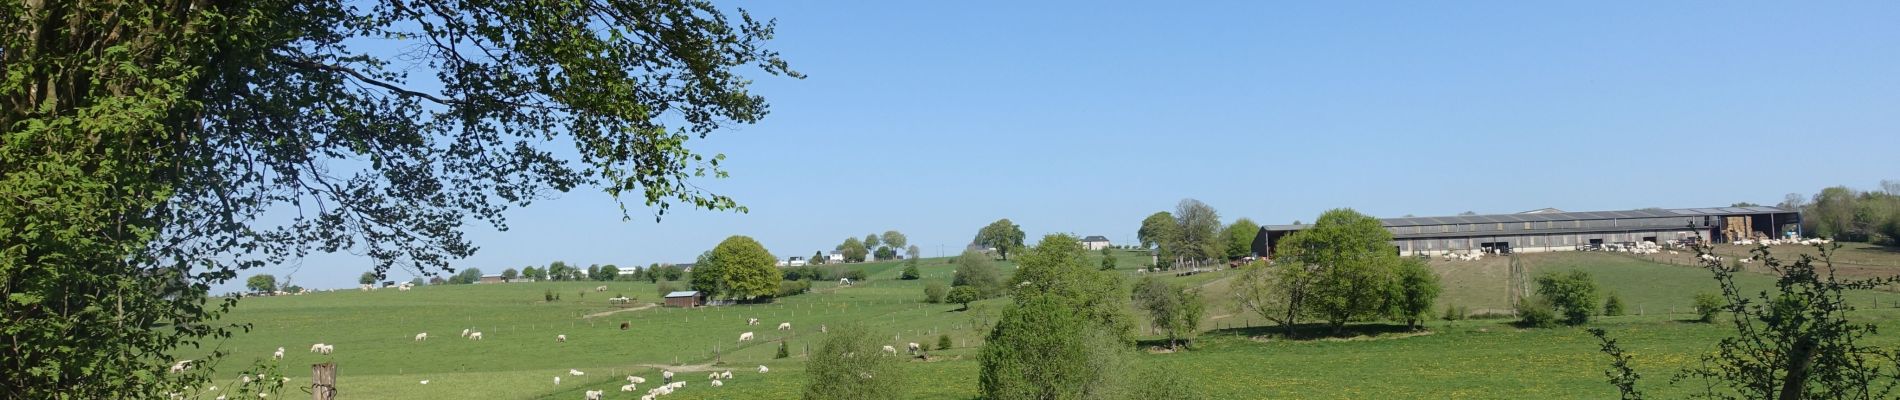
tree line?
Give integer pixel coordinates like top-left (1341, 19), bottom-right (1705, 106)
top-left (1137, 199), bottom-right (1261, 268)
top-left (1776, 180), bottom-right (1900, 245)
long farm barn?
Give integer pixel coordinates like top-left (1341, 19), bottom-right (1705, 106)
top-left (1254, 206), bottom-right (1803, 257)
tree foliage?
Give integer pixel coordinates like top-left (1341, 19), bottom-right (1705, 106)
top-left (924, 282), bottom-right (946, 303)
top-left (953, 249), bottom-right (1006, 298)
top-left (980, 234), bottom-right (1136, 399)
top-left (1388, 258), bottom-right (1441, 330)
top-left (803, 324), bottom-right (904, 400)
top-left (0, 1), bottom-right (797, 394)
top-left (1534, 270), bottom-right (1600, 326)
top-left (1220, 218), bottom-right (1261, 260)
top-left (875, 246), bottom-right (898, 261)
top-left (836, 237), bottom-right (868, 263)
top-left (907, 245), bottom-right (922, 260)
top-left (1172, 199), bottom-right (1223, 262)
top-left (881, 230), bottom-right (908, 249)
top-left (359, 271), bottom-right (379, 285)
top-left (947, 285), bottom-right (981, 311)
top-left (974, 219), bottom-right (1026, 260)
top-left (1592, 242), bottom-right (1900, 400)
top-left (1274, 209), bottom-right (1402, 334)
top-left (501, 268), bottom-right (519, 280)
top-left (695, 236), bottom-right (780, 300)
top-left (1132, 276), bottom-right (1205, 349)
top-left (864, 234), bottom-right (882, 250)
top-left (245, 275), bottom-right (278, 293)
top-left (1137, 211), bottom-right (1179, 250)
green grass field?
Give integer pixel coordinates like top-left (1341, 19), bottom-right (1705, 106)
top-left (180, 247), bottom-right (1900, 399)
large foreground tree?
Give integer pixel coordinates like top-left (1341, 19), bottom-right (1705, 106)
top-left (0, 1), bottom-right (797, 397)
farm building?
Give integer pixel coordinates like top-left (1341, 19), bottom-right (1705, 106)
top-left (663, 291), bottom-right (704, 308)
top-left (1080, 235), bottom-right (1111, 250)
top-left (477, 274), bottom-right (504, 284)
top-left (1253, 206), bottom-right (1803, 258)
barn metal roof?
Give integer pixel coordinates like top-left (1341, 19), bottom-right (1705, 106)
top-left (663, 291), bottom-right (700, 298)
top-left (1265, 206), bottom-right (1795, 231)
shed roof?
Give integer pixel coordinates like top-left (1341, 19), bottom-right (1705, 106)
top-left (1081, 235), bottom-right (1110, 242)
top-left (663, 291), bottom-right (700, 298)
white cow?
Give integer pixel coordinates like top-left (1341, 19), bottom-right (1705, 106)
top-left (309, 343), bottom-right (325, 353)
top-left (272, 347), bottom-right (284, 360)
top-left (554, 376), bottom-right (561, 385)
top-left (469, 332), bottom-right (483, 341)
top-left (839, 278), bottom-right (853, 286)
top-left (881, 345), bottom-right (898, 355)
top-left (557, 334), bottom-right (567, 343)
top-left (460, 328), bottom-right (470, 338)
top-left (584, 389), bottom-right (603, 400)
top-left (620, 383), bottom-right (638, 392)
top-left (721, 370), bottom-right (733, 379)
top-left (907, 342), bottom-right (921, 354)
top-left (661, 370), bottom-right (674, 382)
top-left (627, 376), bottom-right (646, 384)
top-left (738, 332), bottom-right (754, 342)
top-left (777, 322), bottom-right (791, 331)
top-left (569, 369), bottom-right (585, 376)
top-left (419, 380), bottom-right (429, 385)
top-left (710, 379), bottom-right (723, 387)
top-left (595, 285), bottom-right (608, 292)
top-left (758, 365), bottom-right (769, 374)
top-left (746, 318), bottom-right (759, 326)
top-left (414, 332), bottom-right (428, 341)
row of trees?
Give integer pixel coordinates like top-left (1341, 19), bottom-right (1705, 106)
top-left (1233, 208), bottom-right (1443, 335)
top-left (1137, 199), bottom-right (1261, 267)
top-left (1778, 180), bottom-right (1900, 245)
top-left (830, 230), bottom-right (919, 263)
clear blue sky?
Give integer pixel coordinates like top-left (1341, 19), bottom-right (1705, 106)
top-left (237, 1), bottom-right (1900, 292)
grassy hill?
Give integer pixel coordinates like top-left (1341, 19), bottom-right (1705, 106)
top-left (181, 247), bottom-right (1900, 399)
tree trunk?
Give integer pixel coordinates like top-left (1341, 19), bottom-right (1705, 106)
top-left (1778, 338), bottom-right (1817, 400)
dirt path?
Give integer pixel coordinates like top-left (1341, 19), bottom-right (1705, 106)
top-left (581, 303), bottom-right (658, 319)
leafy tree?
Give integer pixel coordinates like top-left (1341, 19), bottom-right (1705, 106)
top-left (952, 249), bottom-right (1005, 298)
top-left (1234, 259), bottom-right (1302, 335)
top-left (802, 324), bottom-right (903, 400)
top-left (974, 219), bottom-right (1026, 260)
top-left (1694, 292), bottom-right (1723, 323)
top-left (449, 268), bottom-right (484, 285)
top-left (907, 245), bottom-right (922, 260)
top-left (246, 275), bottom-right (278, 294)
top-left (979, 294), bottom-right (1127, 400)
top-left (1, 1), bottom-right (797, 396)
top-left (284, 285), bottom-right (305, 293)
top-left (1534, 270), bottom-right (1601, 326)
top-left (600, 265), bottom-right (621, 281)
top-left (882, 230), bottom-right (908, 249)
top-left (358, 271), bottom-right (379, 285)
top-left (1132, 276), bottom-right (1205, 349)
top-left (1220, 218), bottom-right (1261, 260)
top-left (1604, 293), bottom-right (1626, 317)
top-left (1137, 211), bottom-right (1179, 250)
top-left (1173, 199), bottom-right (1223, 261)
top-left (697, 236), bottom-right (781, 300)
top-left (1005, 234), bottom-right (1135, 343)
top-left (1272, 208), bottom-right (1402, 335)
top-left (656, 282), bottom-right (678, 298)
top-left (661, 265), bottom-right (685, 281)
top-left (864, 234), bottom-right (882, 250)
top-left (587, 265), bottom-right (603, 281)
top-left (924, 282), bottom-right (947, 303)
top-left (947, 286), bottom-right (981, 311)
top-left (1389, 258), bottom-right (1441, 330)
top-left (501, 268), bottom-right (519, 280)
top-left (408, 278), bottom-right (424, 287)
top-left (645, 264), bottom-right (661, 283)
top-left (875, 246), bottom-right (897, 261)
top-left (523, 266), bottom-right (544, 281)
top-left (812, 250), bottom-right (827, 265)
top-left (836, 237), bottom-right (868, 263)
top-left (548, 261), bottom-right (571, 282)
top-left (1591, 243), bottom-right (1900, 400)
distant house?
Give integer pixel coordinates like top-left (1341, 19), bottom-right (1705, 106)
top-left (827, 251), bottom-right (845, 264)
top-left (787, 256), bottom-right (807, 267)
top-left (663, 291), bottom-right (704, 308)
top-left (1081, 236), bottom-right (1111, 250)
top-left (477, 274), bottom-right (504, 284)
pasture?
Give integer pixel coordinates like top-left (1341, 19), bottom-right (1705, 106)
top-left (184, 246), bottom-right (1900, 399)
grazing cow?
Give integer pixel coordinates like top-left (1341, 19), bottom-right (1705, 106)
top-left (584, 389), bottom-right (603, 400)
top-left (419, 380), bottom-right (429, 385)
top-left (557, 334), bottom-right (567, 343)
top-left (627, 376), bottom-right (646, 384)
top-left (907, 342), bottom-right (921, 354)
top-left (554, 376), bottom-right (560, 385)
top-left (819, 324), bottom-right (827, 334)
top-left (746, 318), bottom-right (759, 326)
top-left (709, 372), bottom-right (720, 381)
top-left (721, 370), bottom-right (733, 379)
top-left (738, 332), bottom-right (755, 342)
top-left (621, 383), bottom-right (638, 392)
top-left (839, 278), bottom-right (853, 286)
top-left (777, 322), bottom-right (791, 331)
top-left (569, 369), bottom-right (585, 376)
top-left (272, 347), bottom-right (285, 360)
top-left (881, 345), bottom-right (898, 355)
top-left (710, 379), bottom-right (723, 387)
top-left (620, 322), bottom-right (631, 330)
top-left (469, 332), bottom-right (483, 341)
top-left (661, 370), bottom-right (674, 382)
top-left (758, 365), bottom-right (769, 374)
top-left (414, 332), bottom-right (428, 341)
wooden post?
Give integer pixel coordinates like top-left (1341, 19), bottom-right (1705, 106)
top-left (311, 362), bottom-right (336, 400)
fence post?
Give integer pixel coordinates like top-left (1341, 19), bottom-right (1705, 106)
top-left (311, 362), bottom-right (336, 400)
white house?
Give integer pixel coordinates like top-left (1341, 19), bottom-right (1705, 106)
top-left (1081, 235), bottom-right (1111, 250)
top-left (827, 251), bottom-right (845, 263)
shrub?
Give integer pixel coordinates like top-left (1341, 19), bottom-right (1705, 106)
top-left (1694, 292), bottom-right (1723, 323)
top-left (1442, 305), bottom-right (1468, 321)
top-left (900, 264), bottom-right (921, 280)
top-left (1603, 293), bottom-right (1626, 316)
top-left (802, 324), bottom-right (902, 399)
top-left (947, 285), bottom-right (981, 311)
top-left (923, 282), bottom-right (946, 303)
top-left (776, 280), bottom-right (813, 297)
top-left (656, 282), bottom-right (677, 298)
top-left (1534, 270), bottom-right (1601, 325)
top-left (776, 341), bottom-right (790, 359)
top-left (938, 334), bottom-right (952, 350)
top-left (1516, 297), bottom-right (1559, 328)
top-left (544, 289), bottom-right (556, 302)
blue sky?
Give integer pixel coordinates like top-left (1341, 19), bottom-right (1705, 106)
top-left (238, 1), bottom-right (1900, 292)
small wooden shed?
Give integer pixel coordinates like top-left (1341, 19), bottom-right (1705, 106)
top-left (663, 291), bottom-right (704, 308)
